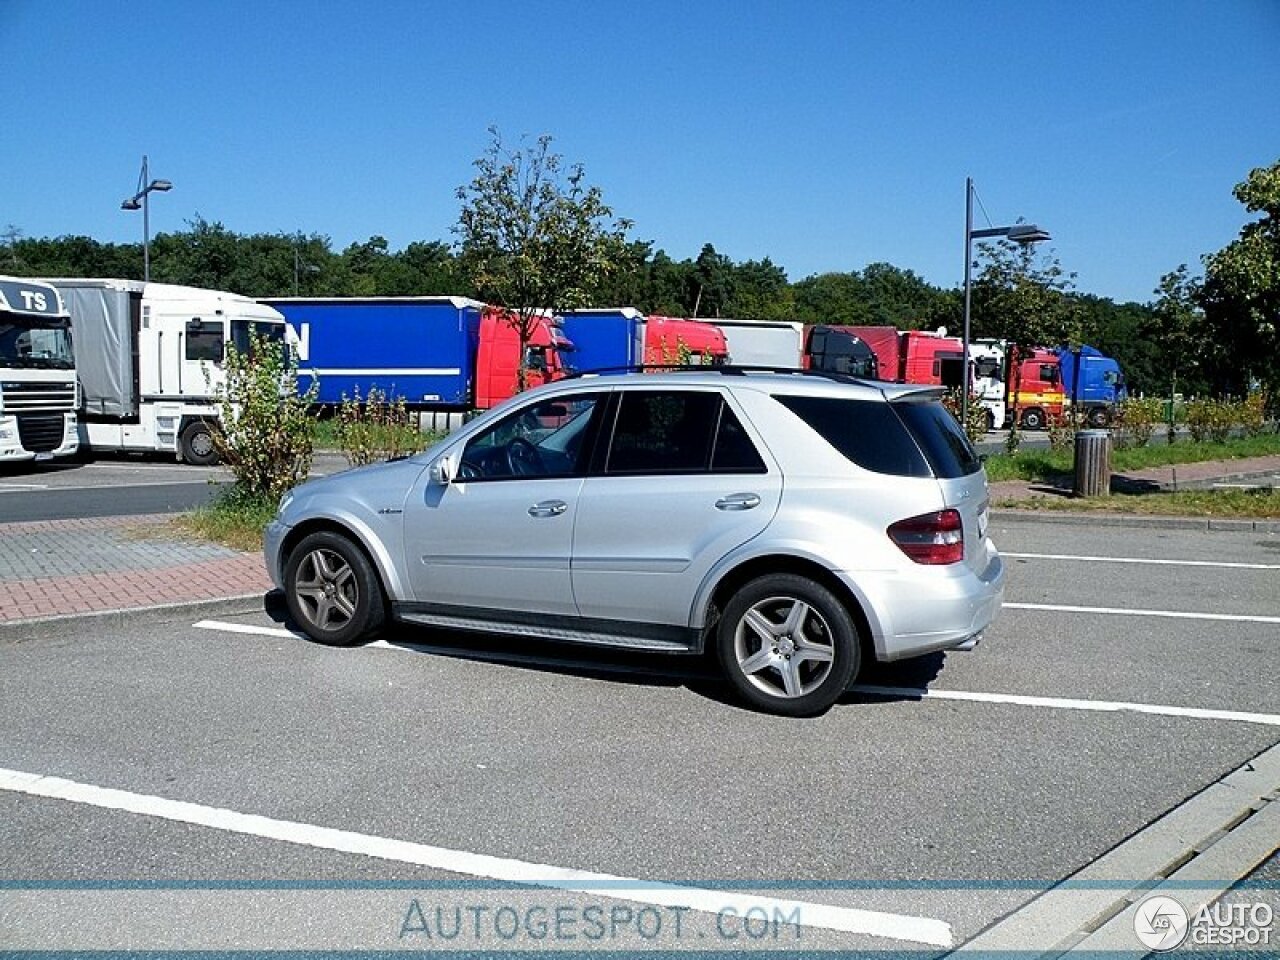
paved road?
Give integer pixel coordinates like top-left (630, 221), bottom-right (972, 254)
top-left (1, 518), bottom-right (1277, 952)
top-left (0, 454), bottom-right (354, 521)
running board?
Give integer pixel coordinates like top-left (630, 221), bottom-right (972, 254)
top-left (396, 608), bottom-right (699, 654)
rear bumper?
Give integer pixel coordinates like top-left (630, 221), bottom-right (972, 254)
top-left (845, 549), bottom-right (1005, 662)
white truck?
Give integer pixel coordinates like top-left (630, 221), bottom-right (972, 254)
top-left (692, 317), bottom-right (806, 367)
top-left (47, 279), bottom-right (287, 464)
top-left (0, 276), bottom-right (79, 463)
top-left (970, 338), bottom-right (1008, 430)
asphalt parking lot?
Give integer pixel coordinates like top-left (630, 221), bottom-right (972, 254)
top-left (1, 516), bottom-right (1277, 953)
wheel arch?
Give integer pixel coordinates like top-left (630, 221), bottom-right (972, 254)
top-left (698, 553), bottom-right (878, 663)
top-left (278, 515), bottom-right (402, 605)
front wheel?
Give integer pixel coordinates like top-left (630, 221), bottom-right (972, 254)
top-left (179, 421), bottom-right (219, 466)
top-left (1020, 408), bottom-right (1046, 431)
top-left (1087, 406), bottom-right (1112, 428)
top-left (716, 574), bottom-right (860, 717)
top-left (284, 531), bottom-right (385, 646)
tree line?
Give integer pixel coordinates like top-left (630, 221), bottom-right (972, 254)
top-left (4, 149), bottom-right (1277, 403)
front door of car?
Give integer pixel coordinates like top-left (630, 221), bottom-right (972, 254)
top-left (571, 388), bottom-right (782, 627)
top-left (402, 392), bottom-right (605, 617)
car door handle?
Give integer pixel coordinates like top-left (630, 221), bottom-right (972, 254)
top-left (715, 493), bottom-right (761, 511)
top-left (528, 500), bottom-right (568, 518)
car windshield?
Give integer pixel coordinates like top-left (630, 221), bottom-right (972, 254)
top-left (0, 320), bottom-right (75, 369)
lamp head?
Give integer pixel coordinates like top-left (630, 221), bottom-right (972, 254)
top-left (121, 198), bottom-right (142, 211)
top-left (149, 179), bottom-right (173, 192)
top-left (1006, 223), bottom-right (1051, 244)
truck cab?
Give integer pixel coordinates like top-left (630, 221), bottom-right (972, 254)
top-left (1057, 345), bottom-right (1127, 427)
top-left (805, 325), bottom-right (881, 378)
top-left (0, 276), bottom-right (79, 462)
top-left (474, 308), bottom-right (575, 409)
top-left (643, 316), bottom-right (729, 366)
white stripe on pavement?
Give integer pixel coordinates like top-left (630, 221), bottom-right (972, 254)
top-left (1002, 551), bottom-right (1280, 570)
top-left (0, 767), bottom-right (951, 948)
top-left (1005, 601), bottom-right (1280, 624)
top-left (851, 686), bottom-right (1280, 727)
top-left (195, 620), bottom-right (1280, 728)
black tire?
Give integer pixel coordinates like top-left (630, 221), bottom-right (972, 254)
top-left (1020, 408), bottom-right (1046, 431)
top-left (179, 420), bottom-right (220, 466)
top-left (716, 573), bottom-right (860, 717)
top-left (1087, 406), bottom-right (1112, 428)
top-left (984, 409), bottom-right (996, 432)
top-left (284, 531), bottom-right (386, 647)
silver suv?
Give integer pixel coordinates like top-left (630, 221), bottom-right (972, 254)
top-left (265, 369), bottom-right (1004, 716)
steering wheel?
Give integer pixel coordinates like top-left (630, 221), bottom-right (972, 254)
top-left (457, 459), bottom-right (482, 480)
top-left (505, 437), bottom-right (546, 476)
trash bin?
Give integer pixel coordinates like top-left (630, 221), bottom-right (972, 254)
top-left (1074, 429), bottom-right (1112, 497)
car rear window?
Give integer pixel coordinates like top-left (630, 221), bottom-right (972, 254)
top-left (892, 400), bottom-right (983, 478)
top-left (774, 394), bottom-right (982, 479)
top-left (774, 395), bottom-right (931, 477)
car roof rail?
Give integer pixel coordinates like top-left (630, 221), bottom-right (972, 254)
top-left (563, 363), bottom-right (879, 387)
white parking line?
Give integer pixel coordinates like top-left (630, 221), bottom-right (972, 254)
top-left (195, 620), bottom-right (1280, 728)
top-left (1002, 551), bottom-right (1280, 570)
top-left (0, 766), bottom-right (952, 948)
top-left (850, 686), bottom-right (1280, 726)
top-left (0, 483), bottom-right (50, 491)
top-left (1005, 601), bottom-right (1280, 624)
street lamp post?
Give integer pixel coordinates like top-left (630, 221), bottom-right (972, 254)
top-left (121, 155), bottom-right (173, 282)
top-left (961, 176), bottom-right (1050, 431)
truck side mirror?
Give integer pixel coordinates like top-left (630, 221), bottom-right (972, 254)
top-left (433, 454), bottom-right (457, 486)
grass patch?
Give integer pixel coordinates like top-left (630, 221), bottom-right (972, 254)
top-left (984, 431), bottom-right (1280, 483)
top-left (174, 486), bottom-right (277, 552)
top-left (995, 487), bottom-right (1280, 518)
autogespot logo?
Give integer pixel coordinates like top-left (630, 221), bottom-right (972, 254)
top-left (1134, 895), bottom-right (1190, 951)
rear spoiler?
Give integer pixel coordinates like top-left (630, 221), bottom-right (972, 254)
top-left (885, 385), bottom-right (947, 404)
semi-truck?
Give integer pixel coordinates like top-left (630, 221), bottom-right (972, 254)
top-left (49, 278), bottom-right (287, 464)
top-left (556, 308), bottom-right (728, 371)
top-left (0, 276), bottom-right (79, 463)
top-left (1057, 344), bottom-right (1127, 427)
top-left (692, 318), bottom-right (806, 367)
top-left (263, 297), bottom-right (573, 416)
top-left (807, 325), bottom-right (964, 386)
top-left (971, 339), bottom-right (1066, 430)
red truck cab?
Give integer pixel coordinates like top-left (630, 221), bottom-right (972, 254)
top-left (474, 308), bottom-right (574, 409)
top-left (1008, 347), bottom-right (1065, 429)
top-left (644, 316), bottom-right (729, 366)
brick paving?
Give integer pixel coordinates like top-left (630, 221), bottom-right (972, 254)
top-left (0, 514), bottom-right (271, 624)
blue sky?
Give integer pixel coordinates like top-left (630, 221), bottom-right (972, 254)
top-left (4, 0), bottom-right (1278, 304)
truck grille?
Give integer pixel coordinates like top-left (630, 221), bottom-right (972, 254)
top-left (17, 414), bottom-right (66, 453)
top-left (0, 381), bottom-right (76, 413)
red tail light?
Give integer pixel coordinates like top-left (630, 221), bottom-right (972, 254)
top-left (888, 509), bottom-right (964, 565)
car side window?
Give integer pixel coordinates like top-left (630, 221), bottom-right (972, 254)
top-left (460, 393), bottom-right (601, 481)
top-left (603, 391), bottom-right (765, 475)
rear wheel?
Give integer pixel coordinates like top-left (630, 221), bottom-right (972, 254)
top-left (284, 531), bottom-right (385, 646)
top-left (1020, 408), bottom-right (1046, 431)
top-left (716, 574), bottom-right (860, 717)
top-left (179, 420), bottom-right (219, 466)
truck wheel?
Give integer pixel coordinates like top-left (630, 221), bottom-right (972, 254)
top-left (179, 421), bottom-right (220, 466)
top-left (1087, 407), bottom-right (1112, 428)
top-left (984, 410), bottom-right (995, 432)
top-left (716, 574), bottom-right (860, 717)
top-left (284, 531), bottom-right (385, 647)
top-left (1021, 408), bottom-right (1046, 431)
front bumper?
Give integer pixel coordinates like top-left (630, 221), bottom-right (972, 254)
top-left (263, 519), bottom-right (291, 591)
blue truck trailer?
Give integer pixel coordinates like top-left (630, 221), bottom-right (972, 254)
top-left (1056, 345), bottom-right (1127, 427)
top-left (555, 307), bottom-right (646, 373)
top-left (263, 297), bottom-right (485, 408)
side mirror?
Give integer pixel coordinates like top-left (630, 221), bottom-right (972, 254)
top-left (433, 454), bottom-right (458, 485)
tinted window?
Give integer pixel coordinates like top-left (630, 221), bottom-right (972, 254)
top-left (605, 391), bottom-right (720, 474)
top-left (186, 322), bottom-right (225, 362)
top-left (893, 401), bottom-right (982, 478)
top-left (776, 395), bottom-right (930, 477)
top-left (711, 403), bottom-right (767, 474)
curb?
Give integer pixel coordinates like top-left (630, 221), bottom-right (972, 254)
top-left (0, 593), bottom-right (279, 645)
top-left (991, 508), bottom-right (1280, 533)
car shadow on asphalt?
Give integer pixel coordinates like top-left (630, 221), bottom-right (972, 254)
top-left (262, 597), bottom-right (954, 716)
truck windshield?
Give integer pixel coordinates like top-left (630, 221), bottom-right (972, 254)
top-left (231, 320), bottom-right (287, 358)
top-left (0, 320), bottom-right (74, 369)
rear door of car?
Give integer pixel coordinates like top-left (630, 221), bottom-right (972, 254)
top-left (570, 387), bottom-right (782, 626)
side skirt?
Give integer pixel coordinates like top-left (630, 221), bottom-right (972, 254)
top-left (392, 602), bottom-right (703, 655)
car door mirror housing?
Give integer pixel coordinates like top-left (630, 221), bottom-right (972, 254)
top-left (433, 454), bottom-right (457, 485)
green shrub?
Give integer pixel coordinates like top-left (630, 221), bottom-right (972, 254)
top-left (211, 330), bottom-right (318, 502)
top-left (1119, 396), bottom-right (1162, 447)
top-left (336, 386), bottom-right (439, 466)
